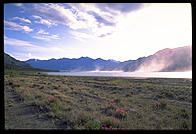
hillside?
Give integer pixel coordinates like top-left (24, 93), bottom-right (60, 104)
top-left (4, 53), bottom-right (55, 72)
top-left (123, 46), bottom-right (192, 72)
top-left (4, 53), bottom-right (33, 70)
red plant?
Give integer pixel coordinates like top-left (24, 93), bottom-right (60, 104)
top-left (49, 96), bottom-right (56, 101)
top-left (40, 85), bottom-right (45, 89)
top-left (101, 125), bottom-right (121, 131)
top-left (114, 107), bottom-right (129, 119)
top-left (110, 101), bottom-right (116, 106)
top-left (112, 118), bottom-right (118, 123)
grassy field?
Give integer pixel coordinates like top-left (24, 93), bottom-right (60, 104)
top-left (4, 70), bottom-right (192, 130)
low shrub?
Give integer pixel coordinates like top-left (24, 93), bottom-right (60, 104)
top-left (159, 100), bottom-right (168, 109)
top-left (180, 109), bottom-right (189, 119)
top-left (84, 120), bottom-right (101, 129)
top-left (152, 100), bottom-right (168, 111)
top-left (49, 96), bottom-right (63, 115)
top-left (180, 120), bottom-right (190, 129)
top-left (113, 108), bottom-right (128, 119)
top-left (79, 112), bottom-right (92, 125)
top-left (102, 116), bottom-right (119, 128)
top-left (114, 98), bottom-right (122, 104)
top-left (161, 90), bottom-right (175, 99)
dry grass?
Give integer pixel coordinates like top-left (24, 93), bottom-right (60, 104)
top-left (4, 70), bottom-right (192, 129)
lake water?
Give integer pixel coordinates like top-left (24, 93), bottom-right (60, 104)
top-left (46, 71), bottom-right (192, 79)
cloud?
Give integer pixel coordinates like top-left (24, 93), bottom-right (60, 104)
top-left (32, 3), bottom-right (118, 37)
top-left (37, 29), bottom-right (49, 35)
top-left (34, 28), bottom-right (60, 41)
top-left (32, 15), bottom-right (42, 19)
top-left (12, 17), bottom-right (31, 23)
top-left (5, 36), bottom-right (64, 52)
top-left (98, 32), bottom-right (113, 38)
top-left (8, 3), bottom-right (146, 38)
top-left (4, 36), bottom-right (67, 61)
top-left (35, 4), bottom-right (87, 29)
top-left (87, 11), bottom-right (115, 26)
top-left (14, 3), bottom-right (23, 7)
top-left (33, 34), bottom-right (60, 41)
top-left (4, 35), bottom-right (36, 47)
top-left (70, 31), bottom-right (96, 42)
top-left (70, 31), bottom-right (94, 39)
top-left (32, 15), bottom-right (56, 27)
top-left (4, 20), bottom-right (33, 32)
top-left (95, 3), bottom-right (145, 13)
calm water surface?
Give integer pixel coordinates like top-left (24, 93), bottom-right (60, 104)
top-left (46, 71), bottom-right (192, 79)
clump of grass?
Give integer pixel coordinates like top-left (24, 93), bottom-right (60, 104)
top-left (113, 108), bottom-right (129, 119)
top-left (152, 100), bottom-right (168, 111)
top-left (101, 116), bottom-right (119, 128)
top-left (53, 85), bottom-right (58, 89)
top-left (102, 101), bottom-right (118, 116)
top-left (125, 94), bottom-right (132, 97)
top-left (114, 98), bottom-right (122, 104)
top-left (113, 79), bottom-right (122, 83)
top-left (84, 120), bottom-right (101, 129)
top-left (111, 90), bottom-right (120, 94)
top-left (79, 112), bottom-right (92, 125)
top-left (154, 94), bottom-right (165, 100)
top-left (8, 71), bottom-right (19, 77)
top-left (180, 108), bottom-right (189, 119)
top-left (180, 120), bottom-right (190, 129)
top-left (8, 81), bottom-right (13, 86)
top-left (40, 85), bottom-right (45, 89)
top-left (161, 90), bottom-right (175, 99)
top-left (48, 96), bottom-right (64, 117)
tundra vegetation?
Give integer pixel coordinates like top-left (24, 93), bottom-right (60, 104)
top-left (4, 69), bottom-right (192, 130)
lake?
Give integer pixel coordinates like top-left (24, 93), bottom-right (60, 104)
top-left (46, 71), bottom-right (192, 79)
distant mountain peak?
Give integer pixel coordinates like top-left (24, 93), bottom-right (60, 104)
top-left (79, 56), bottom-right (91, 59)
top-left (24, 46), bottom-right (191, 72)
top-left (95, 58), bottom-right (104, 60)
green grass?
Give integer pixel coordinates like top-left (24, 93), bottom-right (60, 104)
top-left (4, 69), bottom-right (192, 130)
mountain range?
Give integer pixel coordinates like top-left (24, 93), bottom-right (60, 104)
top-left (25, 57), bottom-right (133, 71)
top-left (5, 46), bottom-right (192, 72)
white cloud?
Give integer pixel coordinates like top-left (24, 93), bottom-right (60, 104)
top-left (12, 17), bottom-right (31, 23)
top-left (36, 19), bottom-right (53, 26)
top-left (70, 31), bottom-right (96, 42)
top-left (4, 35), bottom-right (36, 47)
top-left (14, 3), bottom-right (23, 7)
top-left (70, 31), bottom-right (95, 39)
top-left (4, 20), bottom-right (33, 32)
top-left (4, 36), bottom-right (66, 60)
top-left (32, 15), bottom-right (42, 19)
top-left (32, 15), bottom-right (56, 27)
top-left (37, 29), bottom-right (49, 35)
top-left (32, 3), bottom-right (119, 37)
top-left (33, 34), bottom-right (60, 41)
top-left (34, 28), bottom-right (60, 41)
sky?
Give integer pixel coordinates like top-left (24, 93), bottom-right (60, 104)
top-left (4, 3), bottom-right (192, 62)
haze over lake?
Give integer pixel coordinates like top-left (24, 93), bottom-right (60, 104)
top-left (46, 71), bottom-right (192, 79)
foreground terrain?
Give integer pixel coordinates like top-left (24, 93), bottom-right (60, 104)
top-left (4, 70), bottom-right (192, 130)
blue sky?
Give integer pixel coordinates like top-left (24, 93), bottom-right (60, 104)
top-left (4, 3), bottom-right (192, 61)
